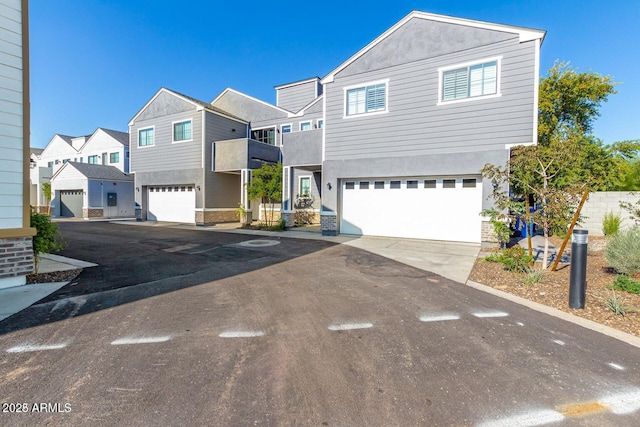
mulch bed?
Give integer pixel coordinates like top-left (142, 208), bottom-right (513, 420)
top-left (469, 236), bottom-right (640, 338)
top-left (26, 269), bottom-right (82, 285)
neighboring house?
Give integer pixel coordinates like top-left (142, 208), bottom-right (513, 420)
top-left (128, 88), bottom-right (280, 224)
top-left (131, 11), bottom-right (545, 244)
top-left (0, 0), bottom-right (35, 289)
top-left (30, 128), bottom-right (131, 217)
top-left (49, 162), bottom-right (135, 219)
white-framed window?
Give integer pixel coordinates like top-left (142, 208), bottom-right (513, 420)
top-left (281, 124), bottom-right (292, 133)
top-left (139, 127), bottom-right (154, 147)
top-left (110, 152), bottom-right (119, 163)
top-left (299, 176), bottom-right (311, 197)
top-left (344, 79), bottom-right (389, 117)
top-left (300, 121), bottom-right (312, 131)
top-left (88, 155), bottom-right (98, 164)
top-left (173, 119), bottom-right (192, 142)
top-left (439, 57), bottom-right (501, 104)
top-left (317, 119), bottom-right (324, 129)
top-left (251, 127), bottom-right (276, 145)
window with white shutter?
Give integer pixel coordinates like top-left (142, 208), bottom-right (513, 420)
top-left (440, 59), bottom-right (500, 103)
top-left (345, 80), bottom-right (388, 117)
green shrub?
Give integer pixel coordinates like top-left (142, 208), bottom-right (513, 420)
top-left (485, 247), bottom-right (534, 273)
top-left (609, 274), bottom-right (640, 295)
top-left (30, 210), bottom-right (65, 274)
top-left (524, 268), bottom-right (546, 286)
top-left (602, 211), bottom-right (622, 236)
top-left (268, 218), bottom-right (286, 231)
top-left (605, 227), bottom-right (640, 275)
top-left (605, 291), bottom-right (631, 316)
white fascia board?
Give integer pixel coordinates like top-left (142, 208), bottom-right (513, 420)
top-left (274, 77), bottom-right (320, 90)
top-left (321, 11), bottom-right (545, 84)
top-left (128, 88), bottom-right (167, 126)
top-left (296, 95), bottom-right (324, 116)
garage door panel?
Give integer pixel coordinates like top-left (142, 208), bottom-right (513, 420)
top-left (341, 178), bottom-right (482, 243)
top-left (147, 185), bottom-right (195, 223)
top-left (60, 190), bottom-right (83, 218)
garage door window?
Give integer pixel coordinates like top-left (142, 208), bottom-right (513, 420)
top-left (345, 181), bottom-right (355, 190)
top-left (424, 179), bottom-right (436, 189)
top-left (407, 180), bottom-right (418, 189)
top-left (443, 179), bottom-right (456, 189)
top-left (374, 181), bottom-right (385, 189)
top-left (359, 181), bottom-right (369, 189)
top-left (390, 181), bottom-right (401, 189)
top-left (463, 178), bottom-right (477, 188)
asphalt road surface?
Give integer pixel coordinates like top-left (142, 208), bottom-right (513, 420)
top-left (1, 222), bottom-right (639, 426)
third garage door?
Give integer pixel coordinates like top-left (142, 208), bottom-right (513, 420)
top-left (340, 177), bottom-right (483, 243)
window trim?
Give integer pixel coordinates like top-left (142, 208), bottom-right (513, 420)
top-left (138, 126), bottom-right (155, 148)
top-left (109, 152), bottom-right (119, 164)
top-left (250, 126), bottom-right (276, 145)
top-left (298, 175), bottom-right (312, 197)
top-left (437, 56), bottom-right (502, 105)
top-left (343, 78), bottom-right (390, 119)
top-left (299, 121), bottom-right (312, 131)
top-left (172, 119), bottom-right (193, 143)
top-left (281, 123), bottom-right (292, 134)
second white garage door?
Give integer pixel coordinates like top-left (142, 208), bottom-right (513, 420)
top-left (340, 177), bottom-right (483, 243)
top-left (147, 185), bottom-right (195, 223)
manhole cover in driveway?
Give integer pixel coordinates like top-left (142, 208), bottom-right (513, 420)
top-left (238, 239), bottom-right (281, 248)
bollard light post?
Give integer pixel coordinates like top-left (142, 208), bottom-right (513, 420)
top-left (569, 229), bottom-right (588, 309)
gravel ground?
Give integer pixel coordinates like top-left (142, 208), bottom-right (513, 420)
top-left (26, 268), bottom-right (82, 285)
top-left (469, 235), bottom-right (640, 338)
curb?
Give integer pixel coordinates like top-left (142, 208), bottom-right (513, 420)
top-left (465, 279), bottom-right (640, 349)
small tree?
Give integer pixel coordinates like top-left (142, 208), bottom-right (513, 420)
top-left (41, 182), bottom-right (52, 215)
top-left (30, 210), bottom-right (65, 274)
top-left (246, 163), bottom-right (282, 227)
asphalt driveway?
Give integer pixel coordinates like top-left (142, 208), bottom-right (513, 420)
top-left (1, 222), bottom-right (639, 426)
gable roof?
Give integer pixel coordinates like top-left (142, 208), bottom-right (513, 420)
top-left (99, 128), bottom-right (130, 146)
top-left (321, 10), bottom-right (546, 84)
top-left (211, 88), bottom-right (295, 117)
top-left (128, 87), bottom-right (248, 126)
top-left (52, 162), bottom-right (134, 182)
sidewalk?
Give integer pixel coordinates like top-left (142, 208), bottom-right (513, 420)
top-left (0, 255), bottom-right (97, 322)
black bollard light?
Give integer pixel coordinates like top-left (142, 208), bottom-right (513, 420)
top-left (569, 229), bottom-right (588, 309)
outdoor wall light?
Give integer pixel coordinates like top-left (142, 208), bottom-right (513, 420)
top-left (136, 187), bottom-right (139, 192)
top-left (326, 182), bottom-right (332, 190)
top-left (196, 185), bottom-right (201, 191)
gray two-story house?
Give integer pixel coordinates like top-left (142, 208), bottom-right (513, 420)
top-left (129, 11), bottom-right (544, 244)
top-left (317, 11), bottom-right (545, 243)
top-left (129, 88), bottom-right (280, 224)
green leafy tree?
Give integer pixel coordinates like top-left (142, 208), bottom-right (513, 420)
top-left (483, 62), bottom-right (623, 269)
top-left (538, 61), bottom-right (617, 146)
top-left (30, 210), bottom-right (65, 274)
top-left (246, 163), bottom-right (282, 227)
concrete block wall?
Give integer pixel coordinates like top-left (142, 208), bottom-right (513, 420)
top-left (580, 191), bottom-right (639, 236)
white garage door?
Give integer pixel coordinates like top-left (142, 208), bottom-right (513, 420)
top-left (147, 185), bottom-right (195, 223)
top-left (340, 177), bottom-right (483, 243)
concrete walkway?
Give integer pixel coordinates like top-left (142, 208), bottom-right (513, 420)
top-left (0, 255), bottom-right (97, 322)
top-left (118, 220), bottom-right (481, 284)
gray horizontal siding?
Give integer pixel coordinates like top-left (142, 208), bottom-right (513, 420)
top-left (325, 38), bottom-right (537, 161)
top-left (130, 109), bottom-right (203, 173)
top-left (276, 80), bottom-right (319, 112)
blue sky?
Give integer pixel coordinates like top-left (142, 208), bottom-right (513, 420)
top-left (30, 0), bottom-right (639, 148)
